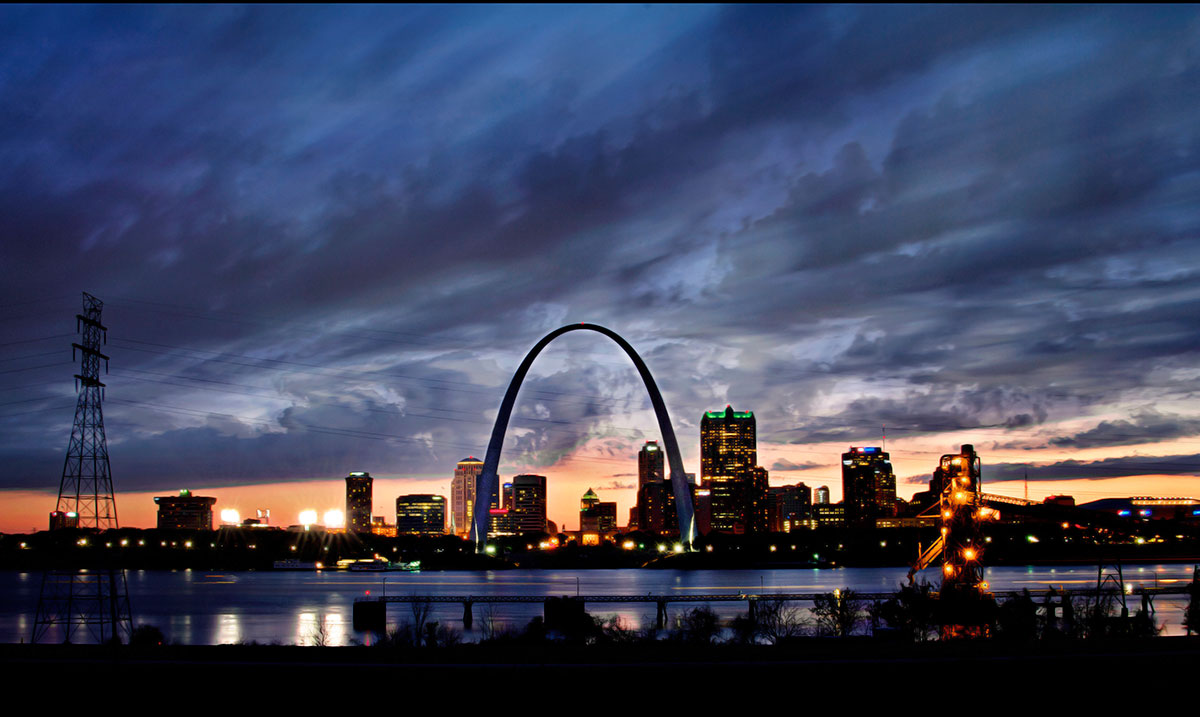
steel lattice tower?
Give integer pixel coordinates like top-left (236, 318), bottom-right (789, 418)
top-left (32, 292), bottom-right (132, 644)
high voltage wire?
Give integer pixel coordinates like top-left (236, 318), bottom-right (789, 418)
top-left (0, 350), bottom-right (65, 363)
top-left (104, 397), bottom-right (661, 470)
top-left (107, 337), bottom-right (659, 411)
top-left (0, 362), bottom-right (72, 375)
top-left (0, 334), bottom-right (75, 349)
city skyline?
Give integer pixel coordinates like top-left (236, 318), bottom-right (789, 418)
top-left (3, 6), bottom-right (1200, 532)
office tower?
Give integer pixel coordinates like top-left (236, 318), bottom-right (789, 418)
top-left (154, 489), bottom-right (217, 530)
top-left (814, 503), bottom-right (845, 527)
top-left (815, 485), bottom-right (830, 504)
top-left (635, 441), bottom-right (666, 533)
top-left (693, 488), bottom-right (712, 535)
top-left (750, 465), bottom-right (771, 533)
top-left (395, 494), bottom-right (446, 536)
top-left (771, 482), bottom-right (812, 532)
top-left (510, 474), bottom-right (548, 534)
top-left (345, 471), bottom-right (373, 534)
top-left (700, 406), bottom-right (757, 533)
top-left (581, 487), bottom-right (599, 513)
top-left (638, 441), bottom-right (664, 488)
top-left (451, 456), bottom-right (484, 537)
top-left (841, 446), bottom-right (897, 525)
top-left (580, 487), bottom-right (617, 533)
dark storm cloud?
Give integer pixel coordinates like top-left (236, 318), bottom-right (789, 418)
top-left (3, 6), bottom-right (1200, 495)
top-left (1049, 412), bottom-right (1200, 450)
top-left (986, 454), bottom-right (1200, 483)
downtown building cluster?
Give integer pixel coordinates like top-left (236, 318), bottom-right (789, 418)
top-left (626, 405), bottom-right (897, 538)
top-left (147, 409), bottom-right (1199, 544)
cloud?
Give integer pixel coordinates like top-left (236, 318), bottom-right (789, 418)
top-left (595, 480), bottom-right (636, 492)
top-left (3, 6), bottom-right (1200, 504)
top-left (1049, 411), bottom-right (1200, 449)
top-left (771, 458), bottom-right (821, 471)
top-left (987, 453), bottom-right (1200, 482)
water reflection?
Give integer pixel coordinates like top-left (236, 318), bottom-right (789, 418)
top-left (216, 613), bottom-right (241, 645)
top-left (296, 610), bottom-right (347, 646)
top-left (1, 564), bottom-right (1193, 644)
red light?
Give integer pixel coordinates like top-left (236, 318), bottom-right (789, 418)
top-left (365, 590), bottom-right (370, 596)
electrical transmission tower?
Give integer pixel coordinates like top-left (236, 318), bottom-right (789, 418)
top-left (32, 292), bottom-right (132, 644)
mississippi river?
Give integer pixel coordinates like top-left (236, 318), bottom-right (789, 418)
top-left (2, 564), bottom-right (1193, 644)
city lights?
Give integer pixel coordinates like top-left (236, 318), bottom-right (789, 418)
top-left (298, 510), bottom-right (318, 526)
top-left (323, 509), bottom-right (345, 529)
top-left (220, 509), bottom-right (240, 525)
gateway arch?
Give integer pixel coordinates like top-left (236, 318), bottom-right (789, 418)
top-left (470, 323), bottom-right (696, 552)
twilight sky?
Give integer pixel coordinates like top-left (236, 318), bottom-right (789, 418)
top-left (3, 5), bottom-right (1200, 532)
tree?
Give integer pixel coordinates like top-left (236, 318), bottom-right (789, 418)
top-left (874, 582), bottom-right (937, 642)
top-left (129, 624), bottom-right (165, 647)
top-left (673, 605), bottom-right (721, 644)
top-left (995, 589), bottom-right (1038, 641)
top-left (756, 597), bottom-right (807, 644)
top-left (811, 589), bottom-right (864, 637)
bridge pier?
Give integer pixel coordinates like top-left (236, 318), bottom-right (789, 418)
top-left (463, 600), bottom-right (473, 630)
top-left (656, 601), bottom-right (668, 630)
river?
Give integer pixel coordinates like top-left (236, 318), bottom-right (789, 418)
top-left (3, 564), bottom-right (1194, 644)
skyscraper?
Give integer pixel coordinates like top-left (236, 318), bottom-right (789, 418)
top-left (638, 441), bottom-right (664, 488)
top-left (815, 485), bottom-right (831, 504)
top-left (451, 457), bottom-right (484, 537)
top-left (345, 471), bottom-right (373, 534)
top-left (636, 441), bottom-right (668, 533)
top-left (395, 494), bottom-right (446, 536)
top-left (510, 474), bottom-right (548, 534)
top-left (580, 487), bottom-right (617, 533)
top-left (841, 446), bottom-right (897, 525)
top-left (771, 482), bottom-right (813, 531)
top-left (700, 406), bottom-right (757, 533)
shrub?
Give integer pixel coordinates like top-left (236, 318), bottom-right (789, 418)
top-left (129, 624), bottom-right (165, 647)
top-left (811, 589), bottom-right (864, 637)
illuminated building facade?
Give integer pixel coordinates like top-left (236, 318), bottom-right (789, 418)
top-left (636, 440), bottom-right (667, 532)
top-left (815, 485), bottom-right (831, 505)
top-left (345, 471), bottom-right (373, 534)
top-left (451, 457), bottom-right (485, 537)
top-left (510, 474), bottom-right (548, 534)
top-left (841, 446), bottom-right (897, 526)
top-left (814, 503), bottom-right (845, 528)
top-left (395, 494), bottom-right (445, 535)
top-left (700, 406), bottom-right (758, 533)
top-left (639, 440), bottom-right (665, 487)
top-left (750, 465), bottom-right (771, 533)
top-left (154, 489), bottom-right (216, 530)
top-left (48, 510), bottom-right (79, 530)
top-left (770, 482), bottom-right (812, 532)
top-left (371, 516), bottom-right (398, 537)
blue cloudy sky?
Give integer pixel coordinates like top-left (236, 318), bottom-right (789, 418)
top-left (2, 6), bottom-right (1199, 528)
